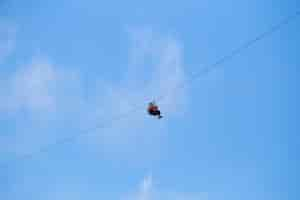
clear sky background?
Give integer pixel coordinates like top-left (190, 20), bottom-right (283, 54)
top-left (0, 0), bottom-right (299, 200)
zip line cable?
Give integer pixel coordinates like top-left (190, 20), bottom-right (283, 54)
top-left (155, 10), bottom-right (300, 102)
top-left (1, 11), bottom-right (299, 168)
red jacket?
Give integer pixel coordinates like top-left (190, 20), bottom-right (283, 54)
top-left (148, 105), bottom-right (158, 112)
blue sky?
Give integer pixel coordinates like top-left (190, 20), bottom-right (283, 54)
top-left (0, 0), bottom-right (299, 199)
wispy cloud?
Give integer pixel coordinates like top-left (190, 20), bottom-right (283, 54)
top-left (0, 56), bottom-right (85, 156)
top-left (123, 175), bottom-right (206, 200)
top-left (0, 56), bottom-right (83, 115)
top-left (0, 27), bottom-right (189, 164)
top-left (10, 57), bottom-right (58, 112)
top-left (125, 27), bottom-right (187, 114)
top-left (7, 174), bottom-right (206, 200)
top-left (81, 27), bottom-right (189, 163)
top-left (124, 175), bottom-right (154, 200)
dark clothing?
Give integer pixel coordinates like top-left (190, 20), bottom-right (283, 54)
top-left (148, 109), bottom-right (161, 116)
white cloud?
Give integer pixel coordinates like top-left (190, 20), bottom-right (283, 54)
top-left (0, 27), bottom-right (189, 164)
top-left (11, 57), bottom-right (57, 112)
top-left (0, 56), bottom-right (85, 156)
top-left (135, 175), bottom-right (153, 200)
top-left (81, 27), bottom-right (189, 163)
top-left (123, 175), bottom-right (207, 200)
top-left (1, 56), bottom-right (83, 115)
top-left (125, 27), bottom-right (187, 114)
top-left (8, 174), bottom-right (207, 200)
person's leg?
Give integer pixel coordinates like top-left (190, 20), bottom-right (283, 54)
top-left (151, 110), bottom-right (159, 115)
top-left (156, 110), bottom-right (162, 118)
top-left (149, 110), bottom-right (157, 116)
top-left (149, 109), bottom-right (162, 118)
